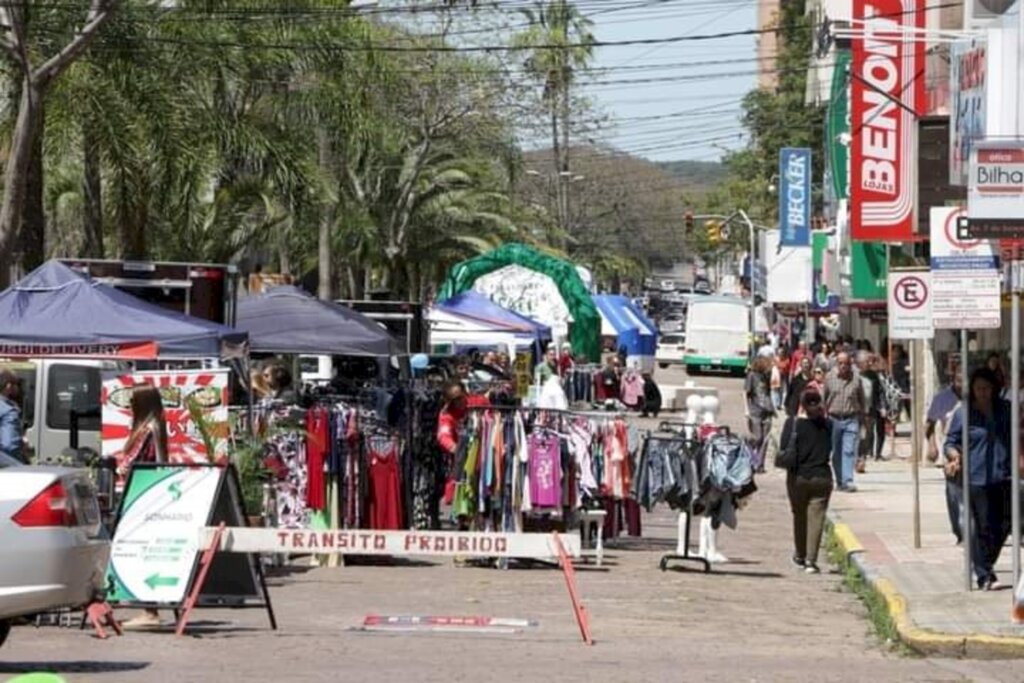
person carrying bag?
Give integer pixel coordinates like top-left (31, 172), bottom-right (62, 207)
top-left (778, 390), bottom-right (834, 574)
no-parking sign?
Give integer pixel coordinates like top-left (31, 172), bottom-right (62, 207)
top-left (887, 269), bottom-right (934, 340)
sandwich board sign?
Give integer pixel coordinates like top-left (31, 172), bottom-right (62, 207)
top-left (106, 463), bottom-right (275, 629)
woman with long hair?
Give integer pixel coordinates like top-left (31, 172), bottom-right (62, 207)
top-left (120, 384), bottom-right (170, 630)
top-left (117, 385), bottom-right (168, 478)
top-left (944, 367), bottom-right (1013, 590)
top-left (781, 390), bottom-right (834, 574)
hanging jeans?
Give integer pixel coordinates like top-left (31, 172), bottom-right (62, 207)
top-left (830, 416), bottom-right (860, 489)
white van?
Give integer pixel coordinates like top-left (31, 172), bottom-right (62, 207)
top-left (0, 359), bottom-right (120, 463)
top-left (683, 296), bottom-right (750, 376)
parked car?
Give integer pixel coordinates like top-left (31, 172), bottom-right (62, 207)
top-left (693, 279), bottom-right (713, 295)
top-left (0, 466), bottom-right (110, 648)
top-left (656, 334), bottom-right (687, 369)
top-left (659, 279), bottom-right (677, 293)
top-left (659, 314), bottom-right (685, 334)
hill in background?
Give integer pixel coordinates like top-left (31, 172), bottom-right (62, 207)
top-left (656, 160), bottom-right (727, 195)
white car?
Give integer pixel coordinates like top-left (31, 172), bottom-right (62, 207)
top-left (659, 279), bottom-right (677, 292)
top-left (656, 334), bottom-right (687, 369)
top-left (659, 314), bottom-right (685, 334)
top-left (0, 466), bottom-right (110, 648)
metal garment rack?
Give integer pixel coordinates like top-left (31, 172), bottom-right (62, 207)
top-left (647, 424), bottom-right (711, 573)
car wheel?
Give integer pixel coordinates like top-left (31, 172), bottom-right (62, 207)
top-left (659, 363), bottom-right (669, 369)
top-left (0, 620), bottom-right (10, 648)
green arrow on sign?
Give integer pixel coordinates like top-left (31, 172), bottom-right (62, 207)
top-left (144, 573), bottom-right (180, 590)
top-left (168, 482), bottom-right (182, 501)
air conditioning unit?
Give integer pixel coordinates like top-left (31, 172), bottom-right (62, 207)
top-left (966, 0), bottom-right (1019, 28)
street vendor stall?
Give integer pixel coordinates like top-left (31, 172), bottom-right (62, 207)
top-left (0, 260), bottom-right (246, 359)
top-left (0, 261), bottom-right (248, 463)
top-left (592, 294), bottom-right (657, 371)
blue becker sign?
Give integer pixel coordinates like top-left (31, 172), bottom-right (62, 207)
top-left (779, 148), bottom-right (811, 247)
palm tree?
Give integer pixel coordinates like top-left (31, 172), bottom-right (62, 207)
top-left (513, 0), bottom-right (594, 246)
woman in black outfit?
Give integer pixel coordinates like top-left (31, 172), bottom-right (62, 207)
top-left (780, 390), bottom-right (834, 574)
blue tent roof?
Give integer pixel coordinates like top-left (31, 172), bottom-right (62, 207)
top-left (592, 294), bottom-right (657, 357)
top-left (437, 291), bottom-right (552, 340)
top-left (0, 260), bottom-right (246, 358)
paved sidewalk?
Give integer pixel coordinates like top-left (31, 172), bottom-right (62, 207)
top-left (829, 434), bottom-right (1024, 657)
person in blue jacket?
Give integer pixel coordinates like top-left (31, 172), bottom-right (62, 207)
top-left (944, 367), bottom-right (1013, 590)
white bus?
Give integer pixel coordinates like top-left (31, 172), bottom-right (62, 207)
top-left (683, 296), bottom-right (750, 376)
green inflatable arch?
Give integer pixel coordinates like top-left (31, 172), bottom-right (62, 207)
top-left (437, 243), bottom-right (601, 362)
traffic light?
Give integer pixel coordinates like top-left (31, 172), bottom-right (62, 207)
top-left (706, 220), bottom-right (722, 245)
top-left (684, 210), bottom-right (695, 233)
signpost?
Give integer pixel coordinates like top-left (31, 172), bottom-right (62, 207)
top-left (887, 269), bottom-right (933, 340)
top-left (930, 207), bottom-right (1002, 331)
top-left (888, 267), bottom-right (932, 550)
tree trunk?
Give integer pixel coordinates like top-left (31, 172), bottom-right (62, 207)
top-left (317, 128), bottom-right (333, 300)
top-left (549, 101), bottom-right (563, 241)
top-left (82, 122), bottom-right (104, 258)
top-left (116, 164), bottom-right (147, 259)
top-left (20, 103), bottom-right (45, 271)
top-left (0, 78), bottom-right (44, 286)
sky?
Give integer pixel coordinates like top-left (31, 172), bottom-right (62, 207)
top-left (583, 0), bottom-right (758, 163)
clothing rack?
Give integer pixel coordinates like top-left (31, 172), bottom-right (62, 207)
top-left (644, 430), bottom-right (711, 573)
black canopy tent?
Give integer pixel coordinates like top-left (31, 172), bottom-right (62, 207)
top-left (236, 286), bottom-right (399, 357)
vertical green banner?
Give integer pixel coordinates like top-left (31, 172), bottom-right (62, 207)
top-left (827, 50), bottom-right (851, 201)
top-left (851, 242), bottom-right (888, 301)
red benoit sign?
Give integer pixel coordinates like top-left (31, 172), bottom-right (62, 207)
top-left (851, 0), bottom-right (925, 242)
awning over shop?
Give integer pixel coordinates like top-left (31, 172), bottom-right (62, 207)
top-left (592, 294), bottom-right (657, 358)
top-left (0, 261), bottom-right (246, 359)
top-left (237, 286), bottom-right (398, 356)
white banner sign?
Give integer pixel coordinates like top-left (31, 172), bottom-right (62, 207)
top-left (201, 527), bottom-right (581, 560)
top-left (932, 270), bottom-right (1002, 329)
top-left (969, 144), bottom-right (1024, 219)
top-left (887, 270), bottom-right (934, 340)
top-left (930, 206), bottom-right (999, 270)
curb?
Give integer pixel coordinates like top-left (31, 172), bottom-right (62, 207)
top-left (829, 516), bottom-right (1024, 659)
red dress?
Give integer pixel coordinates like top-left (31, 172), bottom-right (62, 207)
top-left (305, 407), bottom-right (329, 511)
top-left (367, 440), bottom-right (403, 530)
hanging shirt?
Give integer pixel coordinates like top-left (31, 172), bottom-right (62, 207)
top-left (620, 372), bottom-right (644, 407)
top-left (528, 432), bottom-right (562, 508)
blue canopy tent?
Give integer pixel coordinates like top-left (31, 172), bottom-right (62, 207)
top-left (434, 291), bottom-right (552, 355)
top-left (0, 261), bottom-right (246, 359)
top-left (592, 294), bottom-right (657, 370)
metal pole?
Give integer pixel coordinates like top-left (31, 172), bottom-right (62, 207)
top-left (739, 209), bottom-right (757, 356)
top-left (911, 339), bottom-right (922, 549)
top-left (1012, 286), bottom-right (1021, 596)
top-left (962, 328), bottom-right (972, 591)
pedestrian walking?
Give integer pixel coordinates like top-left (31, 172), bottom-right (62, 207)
top-left (944, 367), bottom-right (1013, 590)
top-left (745, 356), bottom-right (776, 472)
top-left (780, 390), bottom-right (834, 574)
top-left (824, 352), bottom-right (866, 492)
top-left (0, 370), bottom-right (25, 466)
top-left (786, 357), bottom-right (814, 417)
top-left (927, 371), bottom-right (964, 544)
